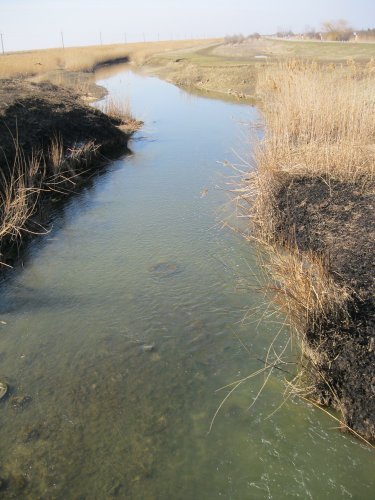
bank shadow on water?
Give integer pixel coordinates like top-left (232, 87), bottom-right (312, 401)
top-left (0, 67), bottom-right (373, 499)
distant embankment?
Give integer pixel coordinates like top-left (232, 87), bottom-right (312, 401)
top-left (0, 40), bottom-right (213, 79)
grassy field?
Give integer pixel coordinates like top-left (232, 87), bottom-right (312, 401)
top-left (0, 39), bottom-right (215, 78)
top-left (142, 37), bottom-right (375, 101)
top-left (214, 37), bottom-right (375, 61)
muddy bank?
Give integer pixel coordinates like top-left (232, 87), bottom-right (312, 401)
top-left (273, 174), bottom-right (375, 442)
top-left (0, 78), bottom-right (138, 266)
top-left (142, 44), bottom-right (260, 104)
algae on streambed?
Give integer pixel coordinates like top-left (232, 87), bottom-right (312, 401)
top-left (0, 67), bottom-right (373, 498)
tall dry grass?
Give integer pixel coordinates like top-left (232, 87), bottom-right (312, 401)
top-left (0, 147), bottom-right (43, 244)
top-left (0, 136), bottom-right (100, 261)
top-left (242, 58), bottom-right (375, 340)
top-left (101, 97), bottom-right (133, 122)
top-left (255, 59), bottom-right (375, 182)
top-left (0, 40), bottom-right (213, 79)
top-left (0, 44), bottom-right (130, 78)
top-left (241, 59), bottom-right (375, 336)
top-left (234, 60), bottom-right (375, 438)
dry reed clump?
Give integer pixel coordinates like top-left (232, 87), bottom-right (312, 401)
top-left (0, 136), bottom-right (101, 263)
top-left (244, 59), bottom-right (375, 340)
top-left (0, 148), bottom-right (43, 245)
top-left (45, 137), bottom-right (100, 194)
top-left (99, 98), bottom-right (142, 133)
top-left (263, 247), bottom-right (351, 337)
top-left (101, 98), bottom-right (133, 123)
top-left (256, 60), bottom-right (375, 182)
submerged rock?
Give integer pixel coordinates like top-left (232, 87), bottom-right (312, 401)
top-left (148, 261), bottom-right (182, 278)
top-left (10, 394), bottom-right (32, 410)
top-left (142, 344), bottom-right (155, 353)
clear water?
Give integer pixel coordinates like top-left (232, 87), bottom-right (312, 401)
top-left (0, 66), bottom-right (373, 499)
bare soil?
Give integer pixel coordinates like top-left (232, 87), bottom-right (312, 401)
top-left (274, 174), bottom-right (375, 441)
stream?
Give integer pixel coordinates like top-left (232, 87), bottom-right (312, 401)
top-left (0, 65), bottom-right (373, 499)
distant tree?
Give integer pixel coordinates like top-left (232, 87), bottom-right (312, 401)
top-left (248, 32), bottom-right (261, 40)
top-left (322, 19), bottom-right (353, 41)
top-left (304, 25), bottom-right (320, 40)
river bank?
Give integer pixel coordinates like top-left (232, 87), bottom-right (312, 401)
top-left (239, 61), bottom-right (375, 443)
top-left (0, 77), bottom-right (141, 267)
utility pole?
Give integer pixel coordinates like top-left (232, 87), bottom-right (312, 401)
top-left (1, 33), bottom-right (4, 55)
top-left (143, 33), bottom-right (146, 42)
top-left (124, 32), bottom-right (127, 43)
top-left (100, 32), bottom-right (102, 45)
top-left (61, 31), bottom-right (65, 49)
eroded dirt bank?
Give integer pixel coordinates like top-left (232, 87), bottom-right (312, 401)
top-left (273, 175), bottom-right (375, 442)
top-left (240, 57), bottom-right (375, 444)
top-left (0, 78), bottom-right (138, 266)
top-left (0, 79), bottom-right (130, 163)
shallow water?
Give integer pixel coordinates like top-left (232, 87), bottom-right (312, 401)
top-left (0, 66), bottom-right (373, 499)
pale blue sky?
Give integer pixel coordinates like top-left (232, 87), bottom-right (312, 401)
top-left (1, 0), bottom-right (374, 51)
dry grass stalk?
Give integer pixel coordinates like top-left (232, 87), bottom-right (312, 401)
top-left (263, 247), bottom-right (351, 335)
top-left (256, 60), bottom-right (375, 182)
top-left (100, 98), bottom-right (142, 133)
top-left (49, 134), bottom-right (64, 174)
top-left (102, 97), bottom-right (134, 123)
top-left (0, 146), bottom-right (44, 244)
top-left (0, 136), bottom-right (101, 262)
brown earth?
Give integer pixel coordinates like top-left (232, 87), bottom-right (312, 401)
top-left (274, 174), bottom-right (375, 442)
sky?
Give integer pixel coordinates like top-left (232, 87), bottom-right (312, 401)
top-left (1, 0), bottom-right (374, 52)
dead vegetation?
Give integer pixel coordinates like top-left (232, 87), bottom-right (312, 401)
top-left (0, 40), bottom-right (215, 79)
top-left (237, 60), bottom-right (375, 443)
top-left (0, 147), bottom-right (43, 247)
top-left (0, 135), bottom-right (101, 264)
top-left (100, 98), bottom-right (141, 133)
top-left (256, 59), bottom-right (375, 182)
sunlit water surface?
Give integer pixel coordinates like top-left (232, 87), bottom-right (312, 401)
top-left (0, 66), bottom-right (373, 499)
